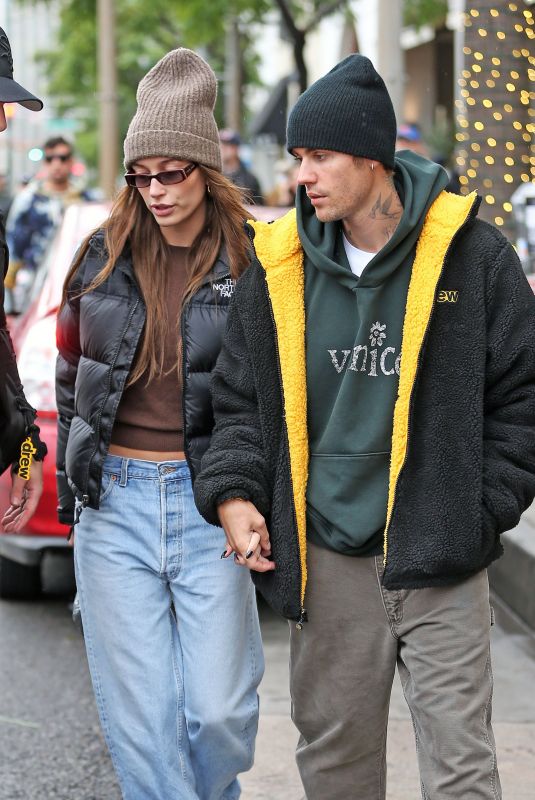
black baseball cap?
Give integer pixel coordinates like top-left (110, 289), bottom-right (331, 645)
top-left (0, 28), bottom-right (43, 111)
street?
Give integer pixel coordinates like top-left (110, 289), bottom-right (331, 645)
top-left (0, 568), bottom-right (534, 799)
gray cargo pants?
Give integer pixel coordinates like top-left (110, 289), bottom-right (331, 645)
top-left (289, 542), bottom-right (501, 800)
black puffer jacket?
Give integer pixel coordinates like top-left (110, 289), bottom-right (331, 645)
top-left (55, 231), bottom-right (236, 525)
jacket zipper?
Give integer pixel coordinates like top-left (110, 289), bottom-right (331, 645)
top-left (245, 223), bottom-right (307, 626)
top-left (383, 197), bottom-right (480, 571)
top-left (181, 269), bottom-right (232, 474)
top-left (180, 310), bottom-right (193, 474)
top-left (262, 268), bottom-right (307, 628)
top-left (82, 299), bottom-right (140, 507)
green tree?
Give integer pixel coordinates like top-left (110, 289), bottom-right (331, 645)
top-left (16, 0), bottom-right (270, 166)
top-left (403, 0), bottom-right (448, 29)
top-left (16, 0), bottom-right (450, 167)
top-left (273, 0), bottom-right (450, 94)
top-left (272, 0), bottom-right (351, 92)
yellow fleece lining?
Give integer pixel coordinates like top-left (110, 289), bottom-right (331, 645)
top-left (250, 210), bottom-right (309, 606)
top-left (384, 190), bottom-right (478, 562)
top-left (250, 191), bottom-right (477, 598)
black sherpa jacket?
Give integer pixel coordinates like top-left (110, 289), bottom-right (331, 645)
top-left (194, 191), bottom-right (535, 623)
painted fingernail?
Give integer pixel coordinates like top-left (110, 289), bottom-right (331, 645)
top-left (220, 550), bottom-right (229, 559)
top-left (245, 550), bottom-right (254, 559)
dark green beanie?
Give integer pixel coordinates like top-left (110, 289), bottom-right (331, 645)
top-left (286, 54), bottom-right (396, 170)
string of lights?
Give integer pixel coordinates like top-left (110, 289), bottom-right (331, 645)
top-left (455, 2), bottom-right (534, 236)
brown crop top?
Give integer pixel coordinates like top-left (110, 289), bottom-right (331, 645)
top-left (111, 246), bottom-right (188, 452)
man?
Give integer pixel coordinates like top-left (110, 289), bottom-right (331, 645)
top-left (5, 135), bottom-right (90, 306)
top-left (219, 128), bottom-right (264, 204)
top-left (195, 55), bottom-right (535, 799)
top-left (0, 27), bottom-right (47, 531)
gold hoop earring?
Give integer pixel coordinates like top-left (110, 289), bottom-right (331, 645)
top-left (206, 184), bottom-right (211, 195)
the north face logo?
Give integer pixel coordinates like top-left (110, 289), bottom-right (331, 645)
top-left (212, 278), bottom-right (235, 298)
top-left (437, 290), bottom-right (459, 303)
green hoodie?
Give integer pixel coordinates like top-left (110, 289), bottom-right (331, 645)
top-left (299, 151), bottom-right (449, 555)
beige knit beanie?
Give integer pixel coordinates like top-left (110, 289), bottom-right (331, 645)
top-left (124, 48), bottom-right (222, 171)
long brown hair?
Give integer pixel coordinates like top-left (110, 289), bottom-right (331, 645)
top-left (62, 167), bottom-right (251, 384)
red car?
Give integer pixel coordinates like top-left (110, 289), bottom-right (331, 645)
top-left (0, 201), bottom-right (288, 598)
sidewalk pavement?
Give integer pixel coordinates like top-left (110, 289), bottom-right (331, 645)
top-left (489, 502), bottom-right (535, 630)
top-left (241, 504), bottom-right (535, 799)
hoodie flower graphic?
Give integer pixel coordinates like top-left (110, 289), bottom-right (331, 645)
top-left (369, 322), bottom-right (387, 347)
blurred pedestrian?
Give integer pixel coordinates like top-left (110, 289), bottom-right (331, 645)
top-left (0, 28), bottom-right (47, 532)
top-left (265, 159), bottom-right (300, 207)
top-left (195, 54), bottom-right (535, 800)
top-left (219, 128), bottom-right (264, 204)
top-left (395, 121), bottom-right (429, 157)
top-left (396, 122), bottom-right (460, 193)
top-left (5, 135), bottom-right (90, 310)
top-left (55, 48), bottom-right (263, 800)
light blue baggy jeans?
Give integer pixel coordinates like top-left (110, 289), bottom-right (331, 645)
top-left (74, 455), bottom-right (264, 800)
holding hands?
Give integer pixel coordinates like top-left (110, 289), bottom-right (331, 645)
top-left (218, 498), bottom-right (275, 572)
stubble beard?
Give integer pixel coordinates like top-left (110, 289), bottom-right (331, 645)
top-left (314, 200), bottom-right (353, 225)
top-left (311, 195), bottom-right (340, 223)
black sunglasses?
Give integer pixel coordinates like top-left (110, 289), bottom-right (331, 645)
top-left (124, 163), bottom-right (198, 188)
top-left (45, 153), bottom-right (72, 163)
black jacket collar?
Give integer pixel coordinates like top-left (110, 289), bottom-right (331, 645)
top-left (90, 229), bottom-right (231, 286)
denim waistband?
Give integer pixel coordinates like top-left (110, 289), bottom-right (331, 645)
top-left (102, 453), bottom-right (190, 483)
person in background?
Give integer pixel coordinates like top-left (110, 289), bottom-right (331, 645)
top-left (396, 122), bottom-right (460, 193)
top-left (195, 54), bottom-right (535, 799)
top-left (265, 159), bottom-right (300, 207)
top-left (5, 135), bottom-right (90, 309)
top-left (395, 122), bottom-right (429, 157)
top-left (219, 128), bottom-right (264, 205)
top-left (0, 27), bottom-right (47, 532)
top-left (55, 48), bottom-right (263, 800)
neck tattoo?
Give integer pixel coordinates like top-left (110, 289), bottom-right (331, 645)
top-left (368, 192), bottom-right (401, 221)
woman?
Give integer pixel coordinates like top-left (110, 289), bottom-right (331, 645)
top-left (55, 49), bottom-right (263, 800)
